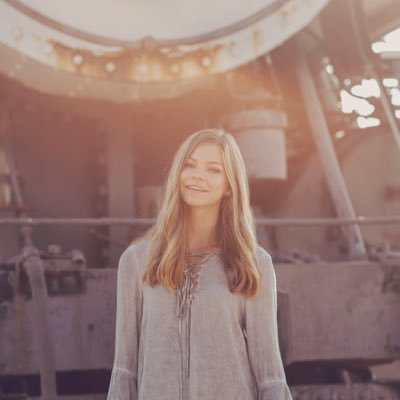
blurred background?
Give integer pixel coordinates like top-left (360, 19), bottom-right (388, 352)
top-left (0, 0), bottom-right (399, 398)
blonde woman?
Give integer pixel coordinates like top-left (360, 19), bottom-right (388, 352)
top-left (107, 128), bottom-right (292, 400)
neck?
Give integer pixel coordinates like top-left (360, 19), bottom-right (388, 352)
top-left (185, 206), bottom-right (219, 253)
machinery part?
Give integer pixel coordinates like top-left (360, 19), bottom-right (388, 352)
top-left (320, 0), bottom-right (372, 78)
top-left (1, 260), bottom-right (398, 376)
top-left (276, 261), bottom-right (400, 365)
top-left (2, 216), bottom-right (400, 227)
top-left (19, 248), bottom-right (87, 298)
top-left (0, 0), bottom-right (330, 101)
top-left (290, 383), bottom-right (399, 400)
top-left (103, 115), bottom-right (135, 264)
top-left (20, 246), bottom-right (57, 400)
top-left (0, 106), bottom-right (32, 248)
top-left (338, 130), bottom-right (400, 251)
top-left (227, 108), bottom-right (288, 179)
top-left (295, 38), bottom-right (366, 259)
top-left (374, 75), bottom-right (400, 154)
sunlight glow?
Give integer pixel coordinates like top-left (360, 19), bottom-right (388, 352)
top-left (357, 116), bottom-right (381, 129)
top-left (383, 78), bottom-right (399, 87)
top-left (340, 90), bottom-right (375, 116)
top-left (372, 27), bottom-right (400, 53)
top-left (392, 93), bottom-right (400, 106)
top-left (350, 79), bottom-right (380, 98)
top-left (325, 64), bottom-right (334, 74)
top-left (340, 27), bottom-right (400, 129)
top-left (335, 130), bottom-right (346, 139)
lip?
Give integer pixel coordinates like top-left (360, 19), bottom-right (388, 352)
top-left (186, 184), bottom-right (207, 192)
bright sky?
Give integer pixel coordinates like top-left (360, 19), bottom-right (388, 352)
top-left (372, 27), bottom-right (400, 53)
top-left (339, 27), bottom-right (400, 129)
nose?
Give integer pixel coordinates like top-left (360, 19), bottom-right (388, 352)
top-left (190, 168), bottom-right (205, 181)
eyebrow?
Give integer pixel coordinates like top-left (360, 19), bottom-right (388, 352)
top-left (188, 157), bottom-right (223, 166)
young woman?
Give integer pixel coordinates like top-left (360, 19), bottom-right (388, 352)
top-left (107, 128), bottom-right (292, 400)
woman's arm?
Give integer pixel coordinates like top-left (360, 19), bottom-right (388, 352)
top-left (245, 247), bottom-right (293, 400)
top-left (107, 245), bottom-right (143, 400)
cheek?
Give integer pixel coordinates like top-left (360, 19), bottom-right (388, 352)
top-left (219, 172), bottom-right (228, 187)
top-left (179, 170), bottom-right (187, 184)
top-left (179, 172), bottom-right (186, 193)
top-left (211, 175), bottom-right (228, 192)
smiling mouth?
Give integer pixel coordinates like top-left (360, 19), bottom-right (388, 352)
top-left (186, 185), bottom-right (207, 192)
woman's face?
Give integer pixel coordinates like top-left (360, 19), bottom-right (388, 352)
top-left (180, 142), bottom-right (229, 211)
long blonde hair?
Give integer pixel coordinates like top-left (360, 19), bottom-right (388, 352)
top-left (142, 128), bottom-right (261, 297)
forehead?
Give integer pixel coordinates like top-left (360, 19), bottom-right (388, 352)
top-left (188, 142), bottom-right (223, 162)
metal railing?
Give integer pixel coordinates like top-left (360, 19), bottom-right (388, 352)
top-left (1, 216), bottom-right (400, 227)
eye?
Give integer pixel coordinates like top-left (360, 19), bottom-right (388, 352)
top-left (209, 168), bottom-right (221, 174)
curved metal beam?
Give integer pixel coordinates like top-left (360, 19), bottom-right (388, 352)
top-left (5, 0), bottom-right (288, 48)
top-left (0, 0), bottom-right (330, 100)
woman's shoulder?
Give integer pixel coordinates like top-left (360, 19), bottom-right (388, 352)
top-left (255, 244), bottom-right (274, 277)
top-left (125, 238), bottom-right (151, 256)
top-left (255, 244), bottom-right (272, 263)
top-left (118, 238), bottom-right (151, 272)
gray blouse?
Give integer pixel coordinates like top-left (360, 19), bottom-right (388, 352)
top-left (107, 240), bottom-right (293, 400)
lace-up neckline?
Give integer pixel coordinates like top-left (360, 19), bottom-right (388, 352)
top-left (176, 250), bottom-right (217, 318)
top-left (175, 249), bottom-right (217, 386)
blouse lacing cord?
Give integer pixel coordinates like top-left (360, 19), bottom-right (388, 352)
top-left (175, 250), bottom-right (216, 382)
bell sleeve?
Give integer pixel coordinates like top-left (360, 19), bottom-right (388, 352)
top-left (107, 245), bottom-right (143, 400)
top-left (244, 248), bottom-right (293, 400)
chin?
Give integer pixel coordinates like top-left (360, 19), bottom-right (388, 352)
top-left (183, 198), bottom-right (207, 207)
top-left (183, 198), bottom-right (220, 209)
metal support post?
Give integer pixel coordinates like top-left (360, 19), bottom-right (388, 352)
top-left (375, 74), bottom-right (400, 152)
top-left (295, 39), bottom-right (366, 258)
top-left (104, 113), bottom-right (135, 265)
top-left (22, 246), bottom-right (58, 399)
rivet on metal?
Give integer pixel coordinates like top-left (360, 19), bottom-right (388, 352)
top-left (42, 42), bottom-right (54, 55)
top-left (201, 56), bottom-right (212, 68)
top-left (105, 61), bottom-right (116, 73)
top-left (72, 53), bottom-right (83, 66)
top-left (325, 64), bottom-right (334, 74)
top-left (137, 63), bottom-right (149, 75)
top-left (228, 42), bottom-right (240, 58)
top-left (10, 26), bottom-right (23, 40)
top-left (170, 63), bottom-right (181, 74)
